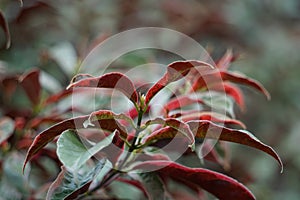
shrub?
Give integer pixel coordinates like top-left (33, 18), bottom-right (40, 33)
top-left (22, 51), bottom-right (282, 199)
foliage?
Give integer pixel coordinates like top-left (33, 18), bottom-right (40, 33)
top-left (21, 52), bottom-right (282, 199)
top-left (1, 0), bottom-right (297, 199)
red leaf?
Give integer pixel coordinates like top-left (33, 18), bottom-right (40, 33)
top-left (192, 71), bottom-right (270, 100)
top-left (145, 118), bottom-right (195, 147)
top-left (180, 111), bottom-right (246, 129)
top-left (19, 69), bottom-right (41, 105)
top-left (188, 120), bottom-right (283, 171)
top-left (210, 82), bottom-right (245, 110)
top-left (28, 116), bottom-right (64, 129)
top-left (216, 49), bottom-right (235, 70)
top-left (43, 88), bottom-right (74, 105)
top-left (164, 95), bottom-right (204, 113)
top-left (67, 72), bottom-right (138, 105)
top-left (133, 161), bottom-right (256, 200)
top-left (220, 71), bottom-right (270, 100)
top-left (145, 60), bottom-right (213, 104)
top-left (144, 126), bottom-right (177, 141)
top-left (23, 110), bottom-right (129, 171)
top-left (0, 11), bottom-right (11, 49)
top-left (0, 76), bottom-right (18, 100)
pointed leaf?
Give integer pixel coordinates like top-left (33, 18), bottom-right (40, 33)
top-left (144, 126), bottom-right (187, 146)
top-left (116, 178), bottom-right (150, 199)
top-left (23, 110), bottom-right (129, 171)
top-left (216, 49), bottom-right (235, 70)
top-left (0, 11), bottom-right (11, 49)
top-left (145, 118), bottom-right (195, 148)
top-left (57, 130), bottom-right (115, 170)
top-left (46, 159), bottom-right (108, 200)
top-left (180, 111), bottom-right (246, 129)
top-left (133, 161), bottom-right (256, 200)
top-left (67, 72), bottom-right (138, 105)
top-left (28, 116), bottom-right (64, 129)
top-left (164, 95), bottom-right (204, 112)
top-left (210, 82), bottom-right (245, 110)
top-left (0, 117), bottom-right (14, 144)
top-left (145, 60), bottom-right (213, 104)
top-left (193, 71), bottom-right (270, 100)
top-left (136, 173), bottom-right (165, 200)
top-left (43, 88), bottom-right (74, 105)
top-left (19, 69), bottom-right (41, 105)
top-left (188, 120), bottom-right (283, 171)
top-left (221, 71), bottom-right (270, 100)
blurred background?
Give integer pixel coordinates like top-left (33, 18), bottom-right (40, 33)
top-left (0, 0), bottom-right (300, 199)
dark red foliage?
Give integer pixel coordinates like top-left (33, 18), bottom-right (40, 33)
top-left (133, 161), bottom-right (256, 200)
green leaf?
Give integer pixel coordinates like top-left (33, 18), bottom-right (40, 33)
top-left (201, 92), bottom-right (235, 118)
top-left (46, 159), bottom-right (108, 200)
top-left (57, 130), bottom-right (115, 171)
top-left (0, 10), bottom-right (10, 49)
top-left (135, 173), bottom-right (165, 200)
top-left (0, 152), bottom-right (30, 199)
top-left (0, 117), bottom-right (14, 144)
top-left (23, 110), bottom-right (128, 171)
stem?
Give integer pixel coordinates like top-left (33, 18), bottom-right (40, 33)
top-left (78, 108), bottom-right (145, 199)
top-left (117, 109), bottom-right (143, 170)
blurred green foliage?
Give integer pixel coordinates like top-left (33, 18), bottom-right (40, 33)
top-left (1, 0), bottom-right (299, 199)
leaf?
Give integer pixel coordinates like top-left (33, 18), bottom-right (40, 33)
top-left (48, 42), bottom-right (78, 76)
top-left (200, 92), bottom-right (236, 118)
top-left (135, 173), bottom-right (165, 200)
top-left (192, 71), bottom-right (270, 100)
top-left (28, 116), bottom-right (64, 129)
top-left (221, 71), bottom-right (270, 100)
top-left (57, 130), bottom-right (115, 170)
top-left (0, 117), bottom-right (14, 144)
top-left (180, 111), bottom-right (246, 129)
top-left (145, 118), bottom-right (195, 148)
top-left (23, 110), bottom-right (129, 171)
top-left (145, 60), bottom-right (213, 104)
top-left (19, 69), bottom-right (41, 105)
top-left (210, 82), bottom-right (245, 111)
top-left (0, 10), bottom-right (11, 49)
top-left (67, 72), bottom-right (138, 105)
top-left (0, 76), bottom-right (18, 100)
top-left (43, 88), bottom-right (74, 106)
top-left (164, 95), bottom-right (204, 112)
top-left (188, 120), bottom-right (283, 171)
top-left (216, 49), bottom-right (235, 70)
top-left (116, 178), bottom-right (150, 199)
top-left (46, 159), bottom-right (108, 200)
top-left (2, 152), bottom-right (30, 196)
top-left (19, 0), bottom-right (23, 7)
top-left (133, 161), bottom-right (256, 200)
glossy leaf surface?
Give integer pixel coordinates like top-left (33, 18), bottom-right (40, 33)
top-left (57, 130), bottom-right (115, 170)
top-left (133, 161), bottom-right (256, 200)
top-left (23, 110), bottom-right (128, 170)
top-left (145, 60), bottom-right (213, 104)
top-left (46, 159), bottom-right (108, 200)
top-left (0, 117), bottom-right (14, 144)
top-left (19, 69), bottom-right (41, 105)
top-left (0, 11), bottom-right (10, 49)
top-left (188, 120), bottom-right (283, 171)
top-left (67, 72), bottom-right (138, 104)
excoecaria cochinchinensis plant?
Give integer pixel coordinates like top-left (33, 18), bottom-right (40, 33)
top-left (23, 51), bottom-right (282, 200)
